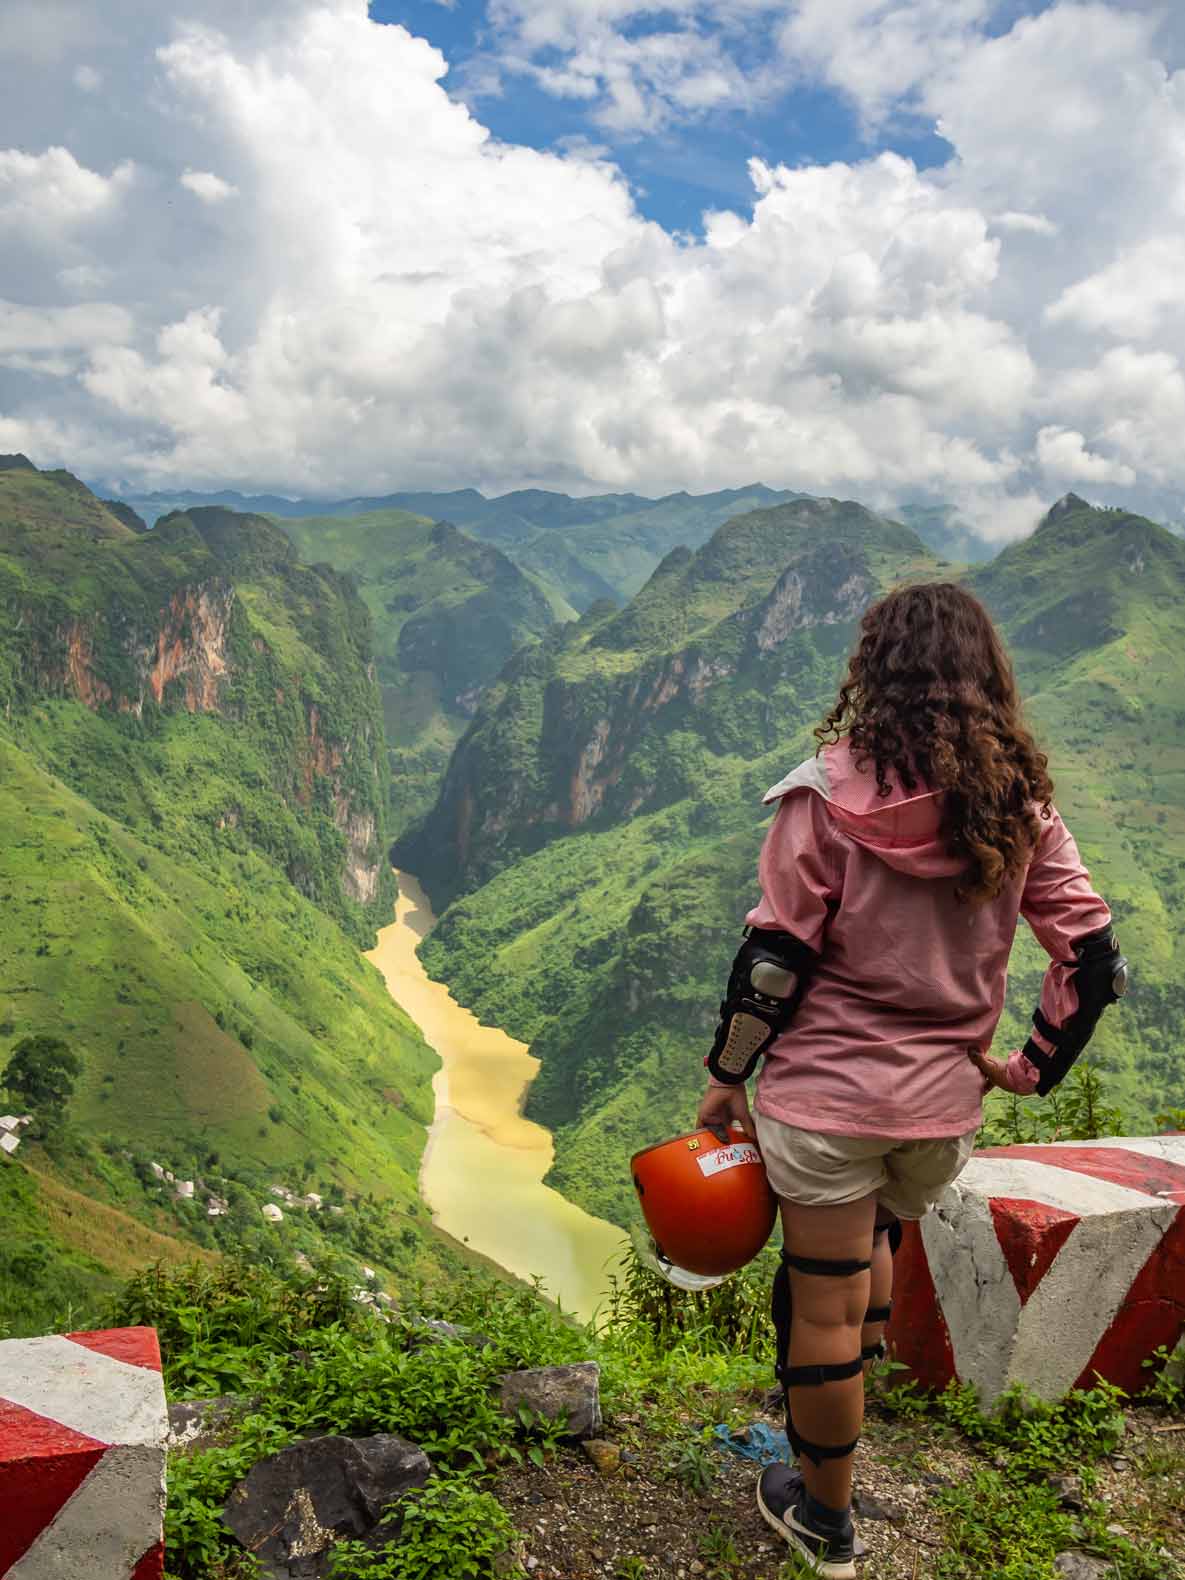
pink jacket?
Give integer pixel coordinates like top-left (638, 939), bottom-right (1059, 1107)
top-left (742, 739), bottom-right (1111, 1139)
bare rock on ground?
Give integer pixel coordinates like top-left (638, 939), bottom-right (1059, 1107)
top-left (168, 1395), bottom-right (256, 1451)
top-left (223, 1433), bottom-right (431, 1578)
top-left (500, 1362), bottom-right (602, 1440)
top-left (405, 1316), bottom-right (493, 1352)
top-left (1053, 1553), bottom-right (1114, 1579)
top-left (580, 1439), bottom-right (621, 1474)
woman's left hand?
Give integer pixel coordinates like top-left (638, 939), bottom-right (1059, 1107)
top-left (696, 1082), bottom-right (757, 1141)
top-left (968, 1047), bottom-right (1030, 1094)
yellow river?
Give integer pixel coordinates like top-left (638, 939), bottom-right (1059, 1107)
top-left (366, 871), bottom-right (626, 1322)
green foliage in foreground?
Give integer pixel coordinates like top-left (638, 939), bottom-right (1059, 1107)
top-left (144, 1247), bottom-right (1183, 1580)
top-left (328, 1477), bottom-right (520, 1580)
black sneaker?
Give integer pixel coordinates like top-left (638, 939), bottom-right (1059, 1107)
top-left (756, 1463), bottom-right (858, 1578)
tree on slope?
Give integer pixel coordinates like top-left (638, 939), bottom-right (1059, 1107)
top-left (3, 1035), bottom-right (81, 1134)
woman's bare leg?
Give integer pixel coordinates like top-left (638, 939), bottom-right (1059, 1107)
top-left (780, 1194), bottom-right (877, 1512)
top-left (862, 1219), bottom-right (895, 1369)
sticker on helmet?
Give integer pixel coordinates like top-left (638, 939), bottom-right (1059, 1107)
top-left (696, 1142), bottom-right (761, 1177)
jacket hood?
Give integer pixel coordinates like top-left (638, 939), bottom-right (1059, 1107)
top-left (763, 740), bottom-right (966, 879)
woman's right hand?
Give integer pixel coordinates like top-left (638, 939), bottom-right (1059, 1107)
top-left (696, 1081), bottom-right (757, 1141)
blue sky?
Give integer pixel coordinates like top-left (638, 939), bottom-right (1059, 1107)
top-left (375, 0), bottom-right (954, 232)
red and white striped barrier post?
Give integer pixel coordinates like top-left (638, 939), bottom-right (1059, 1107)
top-left (0, 1327), bottom-right (167, 1578)
top-left (888, 1136), bottom-right (1185, 1404)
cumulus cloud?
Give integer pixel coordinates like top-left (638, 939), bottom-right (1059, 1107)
top-left (0, 0), bottom-right (1183, 534)
top-left (0, 147), bottom-right (133, 236)
top-left (1036, 426), bottom-right (1137, 487)
top-left (180, 168), bottom-right (238, 203)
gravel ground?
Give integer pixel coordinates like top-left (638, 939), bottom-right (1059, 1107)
top-left (496, 1398), bottom-right (1185, 1579)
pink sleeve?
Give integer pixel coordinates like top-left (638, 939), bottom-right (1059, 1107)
top-left (705, 791), bottom-right (839, 1088)
top-left (744, 790), bottom-right (841, 952)
top-left (1020, 808), bottom-right (1112, 1052)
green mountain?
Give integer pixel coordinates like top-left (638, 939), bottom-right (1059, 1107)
top-left (0, 465), bottom-right (453, 1331)
top-left (503, 485), bottom-right (811, 611)
top-left (275, 509), bottom-right (562, 838)
top-left (405, 495), bottom-right (1185, 1227)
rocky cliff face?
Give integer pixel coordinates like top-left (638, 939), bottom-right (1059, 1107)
top-left (403, 504), bottom-right (907, 902)
top-left (0, 471), bottom-right (391, 935)
top-left (39, 583), bottom-right (235, 715)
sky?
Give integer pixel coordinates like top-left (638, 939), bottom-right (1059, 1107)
top-left (2, 0), bottom-right (1185, 537)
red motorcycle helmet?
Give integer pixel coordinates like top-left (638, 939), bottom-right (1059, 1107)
top-left (631, 1127), bottom-right (778, 1279)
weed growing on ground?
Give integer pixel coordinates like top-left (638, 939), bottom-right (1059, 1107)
top-left (328, 1475), bottom-right (522, 1580)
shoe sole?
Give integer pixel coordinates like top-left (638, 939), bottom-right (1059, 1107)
top-left (756, 1481), bottom-right (858, 1579)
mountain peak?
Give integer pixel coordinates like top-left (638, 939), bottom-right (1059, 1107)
top-left (0, 453), bottom-right (37, 473)
top-left (1044, 492), bottom-right (1092, 523)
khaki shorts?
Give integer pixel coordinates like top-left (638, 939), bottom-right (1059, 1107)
top-left (755, 1111), bottom-right (977, 1221)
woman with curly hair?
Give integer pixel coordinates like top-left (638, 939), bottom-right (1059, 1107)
top-left (696, 582), bottom-right (1126, 1577)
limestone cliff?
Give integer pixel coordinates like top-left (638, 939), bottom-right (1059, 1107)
top-left (402, 501), bottom-right (917, 903)
top-left (0, 470), bottom-right (391, 937)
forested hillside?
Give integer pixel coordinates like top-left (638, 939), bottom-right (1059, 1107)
top-left (407, 494), bottom-right (1185, 1226)
top-left (277, 509), bottom-right (560, 836)
top-left (0, 460), bottom-right (453, 1332)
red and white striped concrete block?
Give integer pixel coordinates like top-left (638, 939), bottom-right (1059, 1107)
top-left (887, 1136), bottom-right (1185, 1404)
top-left (0, 1327), bottom-right (167, 1578)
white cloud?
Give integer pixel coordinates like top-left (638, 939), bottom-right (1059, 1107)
top-left (0, 0), bottom-right (1183, 535)
top-left (0, 147), bottom-right (133, 236)
top-left (1036, 426), bottom-right (1137, 487)
top-left (0, 300), bottom-right (132, 355)
top-left (73, 63), bottom-right (102, 91)
top-left (1046, 238), bottom-right (1185, 339)
top-left (180, 168), bottom-right (238, 203)
top-left (777, 0), bottom-right (994, 126)
top-left (991, 211), bottom-right (1058, 237)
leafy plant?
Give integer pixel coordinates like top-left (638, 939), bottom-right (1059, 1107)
top-left (2, 1033), bottom-right (81, 1132)
top-left (328, 1475), bottom-right (523, 1580)
top-left (612, 1560), bottom-right (649, 1580)
top-left (1140, 1343), bottom-right (1185, 1411)
top-left (661, 1427), bottom-right (717, 1495)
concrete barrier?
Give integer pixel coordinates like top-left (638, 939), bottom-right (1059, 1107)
top-left (887, 1136), bottom-right (1185, 1405)
top-left (0, 1327), bottom-right (167, 1578)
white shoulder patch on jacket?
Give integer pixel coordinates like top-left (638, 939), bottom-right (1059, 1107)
top-left (762, 754), bottom-right (831, 805)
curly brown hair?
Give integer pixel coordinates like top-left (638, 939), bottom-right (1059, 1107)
top-left (816, 582), bottom-right (1053, 904)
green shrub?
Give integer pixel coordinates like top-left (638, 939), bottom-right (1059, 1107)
top-left (328, 1475), bottom-right (522, 1580)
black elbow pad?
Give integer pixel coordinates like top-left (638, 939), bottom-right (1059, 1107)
top-left (1024, 925), bottom-right (1130, 1096)
top-left (707, 926), bottom-right (819, 1085)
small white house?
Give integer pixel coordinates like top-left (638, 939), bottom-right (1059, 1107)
top-left (175, 1180), bottom-right (195, 1200)
top-left (0, 1132), bottom-right (20, 1156)
top-left (261, 1203), bottom-right (284, 1224)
